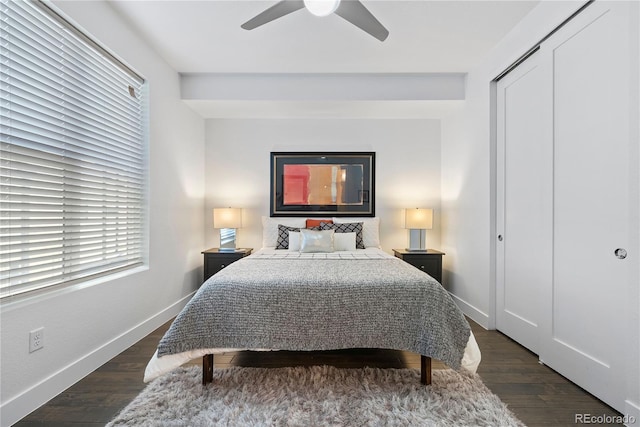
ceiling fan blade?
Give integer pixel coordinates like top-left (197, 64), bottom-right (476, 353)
top-left (334, 0), bottom-right (389, 41)
top-left (241, 0), bottom-right (305, 30)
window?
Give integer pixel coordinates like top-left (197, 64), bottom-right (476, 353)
top-left (0, 0), bottom-right (146, 298)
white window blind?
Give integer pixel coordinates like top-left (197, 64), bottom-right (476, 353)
top-left (1, 0), bottom-right (146, 298)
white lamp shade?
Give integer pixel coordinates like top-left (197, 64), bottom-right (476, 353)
top-left (213, 208), bottom-right (242, 229)
top-left (405, 208), bottom-right (433, 230)
top-left (304, 0), bottom-right (341, 17)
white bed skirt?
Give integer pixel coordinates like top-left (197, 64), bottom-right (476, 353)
top-left (143, 331), bottom-right (481, 383)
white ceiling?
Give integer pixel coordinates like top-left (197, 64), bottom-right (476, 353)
top-left (107, 0), bottom-right (540, 117)
top-left (109, 0), bottom-right (539, 73)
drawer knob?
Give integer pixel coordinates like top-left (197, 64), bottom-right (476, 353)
top-left (420, 265), bottom-right (425, 269)
top-left (220, 264), bottom-right (226, 268)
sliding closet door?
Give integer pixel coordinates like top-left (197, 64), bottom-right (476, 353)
top-left (496, 1), bottom-right (637, 412)
top-left (496, 52), bottom-right (552, 354)
top-left (538, 1), bottom-right (633, 411)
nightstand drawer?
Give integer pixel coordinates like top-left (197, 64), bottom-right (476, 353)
top-left (392, 249), bottom-right (445, 284)
top-left (204, 255), bottom-right (241, 276)
top-left (404, 257), bottom-right (440, 276)
top-left (202, 248), bottom-right (253, 283)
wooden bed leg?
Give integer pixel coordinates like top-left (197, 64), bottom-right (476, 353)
top-left (420, 355), bottom-right (432, 385)
top-left (202, 354), bottom-right (214, 385)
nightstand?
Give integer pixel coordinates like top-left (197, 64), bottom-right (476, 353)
top-left (392, 249), bottom-right (445, 283)
top-left (202, 248), bottom-right (253, 282)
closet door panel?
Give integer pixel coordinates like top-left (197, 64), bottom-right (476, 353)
top-left (542, 2), bottom-right (632, 410)
top-left (496, 53), bottom-right (552, 354)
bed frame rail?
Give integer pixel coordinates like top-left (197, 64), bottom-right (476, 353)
top-left (202, 354), bottom-right (432, 385)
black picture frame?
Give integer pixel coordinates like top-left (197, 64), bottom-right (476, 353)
top-left (270, 152), bottom-right (375, 217)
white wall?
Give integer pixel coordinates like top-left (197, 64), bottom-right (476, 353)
top-left (0, 2), bottom-right (206, 425)
top-left (204, 119), bottom-right (442, 254)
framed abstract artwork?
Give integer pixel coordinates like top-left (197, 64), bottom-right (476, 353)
top-left (270, 152), bottom-right (375, 217)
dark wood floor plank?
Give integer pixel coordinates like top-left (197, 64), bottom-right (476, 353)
top-left (15, 317), bottom-right (622, 426)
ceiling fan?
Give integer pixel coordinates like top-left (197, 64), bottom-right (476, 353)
top-left (241, 0), bottom-right (389, 42)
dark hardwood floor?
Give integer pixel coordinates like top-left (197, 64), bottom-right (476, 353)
top-left (15, 318), bottom-right (621, 427)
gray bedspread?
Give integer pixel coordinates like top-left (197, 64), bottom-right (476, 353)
top-left (157, 256), bottom-right (471, 370)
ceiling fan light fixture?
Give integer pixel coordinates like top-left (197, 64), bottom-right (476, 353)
top-left (303, 0), bottom-right (341, 17)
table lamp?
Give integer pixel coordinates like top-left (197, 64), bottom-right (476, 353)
top-left (405, 208), bottom-right (433, 252)
top-left (213, 208), bottom-right (242, 251)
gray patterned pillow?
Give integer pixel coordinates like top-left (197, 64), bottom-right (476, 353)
top-left (320, 222), bottom-right (364, 249)
top-left (276, 224), bottom-right (320, 249)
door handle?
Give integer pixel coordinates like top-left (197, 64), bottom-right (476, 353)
top-left (614, 248), bottom-right (627, 259)
top-left (498, 235), bottom-right (503, 242)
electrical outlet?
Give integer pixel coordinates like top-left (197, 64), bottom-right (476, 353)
top-left (29, 327), bottom-right (44, 353)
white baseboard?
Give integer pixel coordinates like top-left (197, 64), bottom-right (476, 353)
top-left (1, 293), bottom-right (194, 427)
top-left (448, 292), bottom-right (490, 329)
top-left (625, 400), bottom-right (640, 426)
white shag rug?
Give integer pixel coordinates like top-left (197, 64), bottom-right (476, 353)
top-left (107, 366), bottom-right (525, 427)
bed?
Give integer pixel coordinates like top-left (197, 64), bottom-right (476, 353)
top-left (144, 217), bottom-right (481, 384)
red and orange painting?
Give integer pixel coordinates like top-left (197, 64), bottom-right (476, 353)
top-left (283, 164), bottom-right (363, 206)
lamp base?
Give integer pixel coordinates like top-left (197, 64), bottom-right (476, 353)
top-left (220, 228), bottom-right (237, 250)
top-left (405, 248), bottom-right (429, 252)
top-left (407, 229), bottom-right (427, 252)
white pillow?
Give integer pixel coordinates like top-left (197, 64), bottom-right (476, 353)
top-left (288, 231), bottom-right (301, 251)
top-left (332, 217), bottom-right (380, 248)
top-left (262, 216), bottom-right (306, 248)
top-left (300, 229), bottom-right (335, 253)
top-left (333, 232), bottom-right (356, 251)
